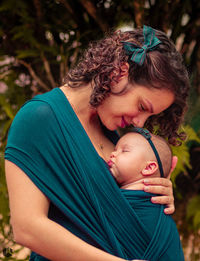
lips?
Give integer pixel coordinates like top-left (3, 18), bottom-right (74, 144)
top-left (121, 116), bottom-right (129, 128)
top-left (107, 160), bottom-right (113, 167)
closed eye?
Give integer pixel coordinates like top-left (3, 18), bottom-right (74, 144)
top-left (122, 149), bottom-right (130, 152)
top-left (139, 103), bottom-right (147, 112)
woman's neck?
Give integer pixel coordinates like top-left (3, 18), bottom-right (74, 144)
top-left (60, 84), bottom-right (97, 127)
top-left (60, 84), bottom-right (115, 161)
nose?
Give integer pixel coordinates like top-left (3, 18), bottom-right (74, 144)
top-left (131, 115), bottom-right (148, 128)
top-left (110, 151), bottom-right (117, 158)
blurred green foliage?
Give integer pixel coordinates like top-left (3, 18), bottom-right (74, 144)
top-left (0, 0), bottom-right (200, 260)
top-left (171, 125), bottom-right (200, 183)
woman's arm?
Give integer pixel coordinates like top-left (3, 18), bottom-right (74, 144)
top-left (5, 160), bottom-right (126, 261)
top-left (142, 156), bottom-right (178, 215)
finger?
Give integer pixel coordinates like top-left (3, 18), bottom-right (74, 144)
top-left (151, 196), bottom-right (174, 205)
top-left (164, 205), bottom-right (175, 215)
top-left (169, 156), bottom-right (178, 174)
top-left (110, 164), bottom-right (118, 177)
top-left (143, 177), bottom-right (172, 187)
top-left (144, 185), bottom-right (173, 196)
top-left (151, 197), bottom-right (175, 215)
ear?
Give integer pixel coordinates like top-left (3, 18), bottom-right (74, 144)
top-left (166, 155), bottom-right (178, 179)
top-left (110, 62), bottom-right (129, 83)
top-left (141, 161), bottom-right (158, 176)
top-left (120, 62), bottom-right (129, 77)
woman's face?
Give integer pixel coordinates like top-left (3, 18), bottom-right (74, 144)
top-left (96, 75), bottom-right (175, 131)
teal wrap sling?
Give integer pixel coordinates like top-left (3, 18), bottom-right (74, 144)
top-left (5, 88), bottom-right (184, 261)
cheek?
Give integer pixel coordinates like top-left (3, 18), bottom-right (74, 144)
top-left (97, 99), bottom-right (115, 117)
top-left (118, 153), bottom-right (143, 173)
top-left (116, 156), bottom-right (133, 173)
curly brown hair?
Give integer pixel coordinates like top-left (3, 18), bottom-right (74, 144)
top-left (65, 27), bottom-right (190, 146)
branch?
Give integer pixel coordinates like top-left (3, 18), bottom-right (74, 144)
top-left (57, 0), bottom-right (74, 16)
top-left (133, 0), bottom-right (145, 27)
top-left (33, 0), bottom-right (42, 20)
top-left (70, 47), bottom-right (79, 69)
top-left (17, 59), bottom-right (50, 91)
top-left (57, 0), bottom-right (78, 28)
top-left (41, 53), bottom-right (57, 88)
top-left (79, 0), bottom-right (109, 32)
top-left (59, 45), bottom-right (68, 85)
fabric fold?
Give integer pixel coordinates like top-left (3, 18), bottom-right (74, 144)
top-left (5, 88), bottom-right (184, 261)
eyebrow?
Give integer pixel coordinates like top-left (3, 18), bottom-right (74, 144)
top-left (118, 143), bottom-right (129, 149)
top-left (145, 99), bottom-right (154, 113)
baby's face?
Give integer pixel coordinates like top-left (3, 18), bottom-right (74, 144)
top-left (108, 133), bottom-right (152, 186)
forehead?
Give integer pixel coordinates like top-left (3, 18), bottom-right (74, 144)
top-left (117, 133), bottom-right (149, 147)
top-left (129, 84), bottom-right (175, 114)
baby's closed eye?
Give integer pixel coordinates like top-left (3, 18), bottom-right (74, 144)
top-left (122, 147), bottom-right (130, 152)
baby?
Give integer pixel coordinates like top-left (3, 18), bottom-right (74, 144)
top-left (107, 128), bottom-right (184, 261)
top-left (108, 128), bottom-right (172, 189)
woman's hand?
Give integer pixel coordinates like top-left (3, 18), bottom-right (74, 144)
top-left (143, 156), bottom-right (178, 215)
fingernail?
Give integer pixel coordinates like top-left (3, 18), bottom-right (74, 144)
top-left (143, 179), bottom-right (149, 183)
top-left (144, 186), bottom-right (149, 192)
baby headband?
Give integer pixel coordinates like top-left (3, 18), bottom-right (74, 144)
top-left (122, 25), bottom-right (161, 65)
top-left (133, 127), bottom-right (164, 178)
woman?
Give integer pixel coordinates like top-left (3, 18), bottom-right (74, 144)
top-left (5, 26), bottom-right (189, 260)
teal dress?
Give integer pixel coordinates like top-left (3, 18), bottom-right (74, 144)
top-left (5, 88), bottom-right (184, 261)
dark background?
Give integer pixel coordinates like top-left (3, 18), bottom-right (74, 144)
top-left (0, 0), bottom-right (200, 260)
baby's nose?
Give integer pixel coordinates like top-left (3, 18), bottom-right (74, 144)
top-left (110, 151), bottom-right (116, 158)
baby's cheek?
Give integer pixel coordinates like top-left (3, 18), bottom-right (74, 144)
top-left (117, 160), bottom-right (129, 176)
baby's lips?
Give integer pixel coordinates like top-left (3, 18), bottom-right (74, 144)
top-left (107, 160), bottom-right (113, 167)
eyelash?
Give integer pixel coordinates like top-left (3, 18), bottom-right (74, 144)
top-left (139, 104), bottom-right (146, 112)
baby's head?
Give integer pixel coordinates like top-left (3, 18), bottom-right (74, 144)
top-left (108, 131), bottom-right (172, 187)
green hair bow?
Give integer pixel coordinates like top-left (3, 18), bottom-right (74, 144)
top-left (122, 25), bottom-right (161, 65)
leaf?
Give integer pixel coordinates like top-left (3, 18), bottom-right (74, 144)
top-left (186, 195), bottom-right (200, 220)
top-left (16, 50), bottom-right (39, 59)
top-left (193, 211), bottom-right (200, 230)
top-left (0, 95), bottom-right (14, 120)
top-left (182, 125), bottom-right (200, 143)
top-left (2, 118), bottom-right (13, 138)
top-left (170, 125), bottom-right (200, 183)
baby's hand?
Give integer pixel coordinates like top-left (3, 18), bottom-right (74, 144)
top-left (109, 163), bottom-right (119, 179)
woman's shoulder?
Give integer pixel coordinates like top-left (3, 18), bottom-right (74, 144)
top-left (7, 89), bottom-right (64, 149)
top-left (9, 89), bottom-right (64, 137)
top-left (16, 88), bottom-right (62, 120)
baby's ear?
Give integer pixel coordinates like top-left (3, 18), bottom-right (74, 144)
top-left (141, 161), bottom-right (158, 176)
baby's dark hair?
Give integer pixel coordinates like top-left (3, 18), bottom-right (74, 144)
top-left (65, 26), bottom-right (190, 146)
top-left (150, 135), bottom-right (173, 178)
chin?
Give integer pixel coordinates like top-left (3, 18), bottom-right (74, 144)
top-left (109, 127), bottom-right (116, 131)
top-left (107, 123), bottom-right (118, 131)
